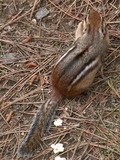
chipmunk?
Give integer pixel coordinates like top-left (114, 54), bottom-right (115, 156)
top-left (18, 9), bottom-right (109, 158)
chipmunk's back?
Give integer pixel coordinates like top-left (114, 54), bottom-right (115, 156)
top-left (52, 10), bottom-right (109, 98)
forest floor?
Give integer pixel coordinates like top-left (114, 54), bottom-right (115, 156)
top-left (0, 0), bottom-right (120, 160)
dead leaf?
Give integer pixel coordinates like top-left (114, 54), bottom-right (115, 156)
top-left (85, 129), bottom-right (91, 134)
top-left (29, 75), bottom-right (37, 85)
top-left (6, 111), bottom-right (14, 122)
top-left (22, 34), bottom-right (32, 43)
top-left (25, 62), bottom-right (37, 68)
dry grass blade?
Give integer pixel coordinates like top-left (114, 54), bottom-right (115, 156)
top-left (107, 79), bottom-right (120, 98)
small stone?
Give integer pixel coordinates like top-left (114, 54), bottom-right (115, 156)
top-left (53, 0), bottom-right (61, 4)
top-left (68, 20), bottom-right (74, 26)
top-left (1, 52), bottom-right (18, 63)
top-left (21, 132), bottom-right (24, 136)
top-left (4, 25), bottom-right (12, 31)
top-left (31, 18), bottom-right (37, 25)
top-left (35, 7), bottom-right (49, 20)
top-left (82, 110), bottom-right (86, 115)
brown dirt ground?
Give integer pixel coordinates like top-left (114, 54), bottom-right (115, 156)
top-left (0, 0), bottom-right (120, 160)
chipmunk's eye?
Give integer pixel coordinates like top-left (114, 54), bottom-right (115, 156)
top-left (84, 27), bottom-right (87, 33)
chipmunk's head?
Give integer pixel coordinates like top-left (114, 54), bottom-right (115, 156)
top-left (84, 9), bottom-right (107, 39)
top-left (87, 10), bottom-right (102, 28)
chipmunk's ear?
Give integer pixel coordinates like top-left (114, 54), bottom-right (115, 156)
top-left (85, 10), bottom-right (91, 25)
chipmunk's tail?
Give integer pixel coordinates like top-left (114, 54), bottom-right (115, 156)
top-left (17, 97), bottom-right (62, 158)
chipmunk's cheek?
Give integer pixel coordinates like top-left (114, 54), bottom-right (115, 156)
top-left (83, 21), bottom-right (87, 33)
top-left (99, 28), bottom-right (104, 39)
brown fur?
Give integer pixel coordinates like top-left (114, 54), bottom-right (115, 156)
top-left (88, 10), bottom-right (101, 29)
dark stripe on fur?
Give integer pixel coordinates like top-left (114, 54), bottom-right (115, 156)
top-left (59, 46), bottom-right (89, 80)
top-left (69, 56), bottom-right (99, 85)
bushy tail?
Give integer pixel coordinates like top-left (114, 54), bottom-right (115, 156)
top-left (17, 98), bottom-right (62, 158)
